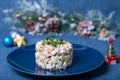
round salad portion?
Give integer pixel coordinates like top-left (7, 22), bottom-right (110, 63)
top-left (35, 39), bottom-right (73, 70)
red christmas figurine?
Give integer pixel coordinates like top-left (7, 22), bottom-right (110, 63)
top-left (106, 38), bottom-right (120, 64)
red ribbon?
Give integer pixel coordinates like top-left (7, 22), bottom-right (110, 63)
top-left (106, 55), bottom-right (120, 64)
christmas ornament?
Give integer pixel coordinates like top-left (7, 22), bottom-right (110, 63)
top-left (100, 28), bottom-right (109, 37)
top-left (106, 38), bottom-right (120, 64)
top-left (2, 36), bottom-right (13, 47)
top-left (14, 34), bottom-right (26, 47)
top-left (77, 19), bottom-right (95, 36)
top-left (25, 19), bottom-right (36, 32)
top-left (45, 17), bottom-right (60, 32)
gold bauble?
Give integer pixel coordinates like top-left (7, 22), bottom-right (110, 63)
top-left (100, 28), bottom-right (109, 37)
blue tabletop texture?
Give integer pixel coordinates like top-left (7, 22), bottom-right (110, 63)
top-left (1, 0), bottom-right (120, 80)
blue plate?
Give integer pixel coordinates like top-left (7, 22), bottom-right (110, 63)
top-left (7, 44), bottom-right (105, 77)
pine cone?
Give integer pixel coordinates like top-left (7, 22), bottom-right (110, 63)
top-left (77, 19), bottom-right (95, 36)
top-left (25, 19), bottom-right (36, 32)
top-left (45, 17), bottom-right (60, 32)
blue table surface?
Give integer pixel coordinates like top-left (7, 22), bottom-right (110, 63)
top-left (0, 0), bottom-right (120, 80)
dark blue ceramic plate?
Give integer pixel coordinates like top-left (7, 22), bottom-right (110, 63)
top-left (7, 44), bottom-right (105, 77)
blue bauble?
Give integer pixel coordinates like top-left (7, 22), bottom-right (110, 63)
top-left (2, 36), bottom-right (13, 47)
